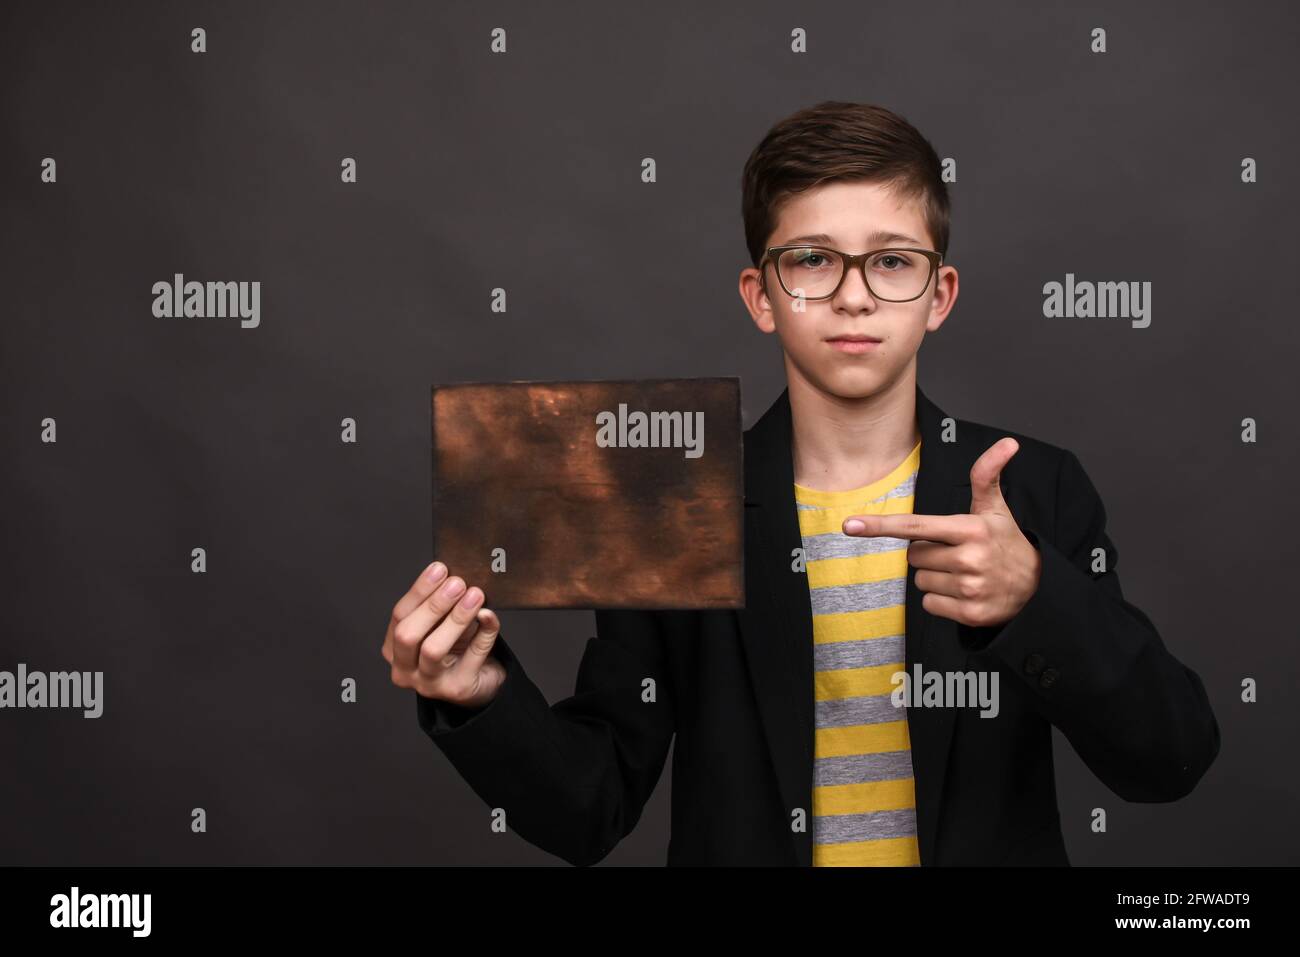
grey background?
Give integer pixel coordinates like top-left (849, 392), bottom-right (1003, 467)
top-left (2, 0), bottom-right (1296, 865)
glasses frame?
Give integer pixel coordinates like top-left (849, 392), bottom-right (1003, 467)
top-left (759, 244), bottom-right (945, 302)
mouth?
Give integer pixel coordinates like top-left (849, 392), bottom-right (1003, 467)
top-left (825, 335), bottom-right (883, 354)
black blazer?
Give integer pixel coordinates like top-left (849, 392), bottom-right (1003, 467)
top-left (417, 383), bottom-right (1220, 865)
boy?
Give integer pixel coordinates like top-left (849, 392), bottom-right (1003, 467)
top-left (382, 101), bottom-right (1220, 866)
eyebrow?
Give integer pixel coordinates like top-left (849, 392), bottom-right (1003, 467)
top-left (780, 231), bottom-right (924, 248)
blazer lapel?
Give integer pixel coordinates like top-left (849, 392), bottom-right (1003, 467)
top-left (735, 382), bottom-right (970, 866)
top-left (735, 387), bottom-right (816, 864)
top-left (906, 386), bottom-right (971, 865)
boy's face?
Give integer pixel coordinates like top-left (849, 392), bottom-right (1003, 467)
top-left (738, 179), bottom-right (958, 402)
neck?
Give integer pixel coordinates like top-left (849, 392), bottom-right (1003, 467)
top-left (786, 359), bottom-right (921, 493)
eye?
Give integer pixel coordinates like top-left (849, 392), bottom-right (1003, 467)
top-left (870, 251), bottom-right (920, 272)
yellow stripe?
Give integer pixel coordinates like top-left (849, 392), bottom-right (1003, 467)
top-left (811, 606), bottom-right (906, 644)
top-left (795, 492), bottom-right (916, 536)
top-left (806, 549), bottom-right (909, 589)
top-left (815, 662), bottom-right (906, 701)
top-left (814, 835), bottom-right (920, 867)
top-left (813, 776), bottom-right (917, 816)
top-left (815, 719), bottom-right (910, 758)
top-left (794, 441), bottom-right (921, 509)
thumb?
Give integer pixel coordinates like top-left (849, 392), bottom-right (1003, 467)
top-left (969, 437), bottom-right (1018, 515)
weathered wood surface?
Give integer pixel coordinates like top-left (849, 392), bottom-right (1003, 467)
top-left (432, 378), bottom-right (744, 609)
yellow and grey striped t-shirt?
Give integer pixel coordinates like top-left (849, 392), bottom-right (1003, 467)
top-left (795, 439), bottom-right (922, 867)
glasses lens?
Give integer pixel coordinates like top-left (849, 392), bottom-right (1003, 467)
top-left (865, 249), bottom-right (932, 300)
top-left (776, 247), bottom-right (843, 299)
top-left (777, 247), bottom-right (933, 301)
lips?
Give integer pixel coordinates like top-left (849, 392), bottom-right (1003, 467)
top-left (826, 335), bottom-right (883, 354)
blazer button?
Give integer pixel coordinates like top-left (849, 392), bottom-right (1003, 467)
top-left (1023, 653), bottom-right (1046, 677)
top-left (1039, 667), bottom-right (1060, 689)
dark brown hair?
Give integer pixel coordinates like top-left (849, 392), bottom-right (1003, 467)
top-left (741, 101), bottom-right (951, 267)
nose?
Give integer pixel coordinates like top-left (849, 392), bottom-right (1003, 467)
top-left (833, 260), bottom-right (877, 308)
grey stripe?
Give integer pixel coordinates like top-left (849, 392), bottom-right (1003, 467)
top-left (795, 470), bottom-right (917, 511)
top-left (815, 634), bottom-right (906, 672)
top-left (814, 807), bottom-right (917, 844)
top-left (815, 750), bottom-right (916, 788)
top-left (802, 530), bottom-right (909, 562)
top-left (809, 578), bottom-right (906, 616)
top-left (816, 691), bottom-right (907, 730)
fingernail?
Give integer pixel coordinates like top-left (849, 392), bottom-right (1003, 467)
top-left (444, 577), bottom-right (465, 598)
top-left (459, 587), bottom-right (483, 609)
top-left (844, 519), bottom-right (865, 534)
top-left (426, 561), bottom-right (447, 583)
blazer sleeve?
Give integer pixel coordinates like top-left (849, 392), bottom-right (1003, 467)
top-left (960, 447), bottom-right (1221, 803)
top-left (414, 608), bottom-right (677, 866)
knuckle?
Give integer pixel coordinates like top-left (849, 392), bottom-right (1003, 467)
top-left (434, 675), bottom-right (464, 701)
top-left (448, 676), bottom-right (477, 701)
top-left (417, 643), bottom-right (447, 672)
top-left (411, 670), bottom-right (438, 695)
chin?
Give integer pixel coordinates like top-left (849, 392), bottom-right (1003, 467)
top-left (817, 372), bottom-right (888, 401)
top-left (786, 349), bottom-right (897, 400)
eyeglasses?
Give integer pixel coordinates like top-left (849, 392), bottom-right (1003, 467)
top-left (758, 244), bottom-right (944, 302)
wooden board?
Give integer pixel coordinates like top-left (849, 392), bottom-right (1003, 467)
top-left (431, 377), bottom-right (744, 609)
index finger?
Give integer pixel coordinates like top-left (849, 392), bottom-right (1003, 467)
top-left (842, 512), bottom-right (975, 544)
top-left (388, 561), bottom-right (449, 634)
